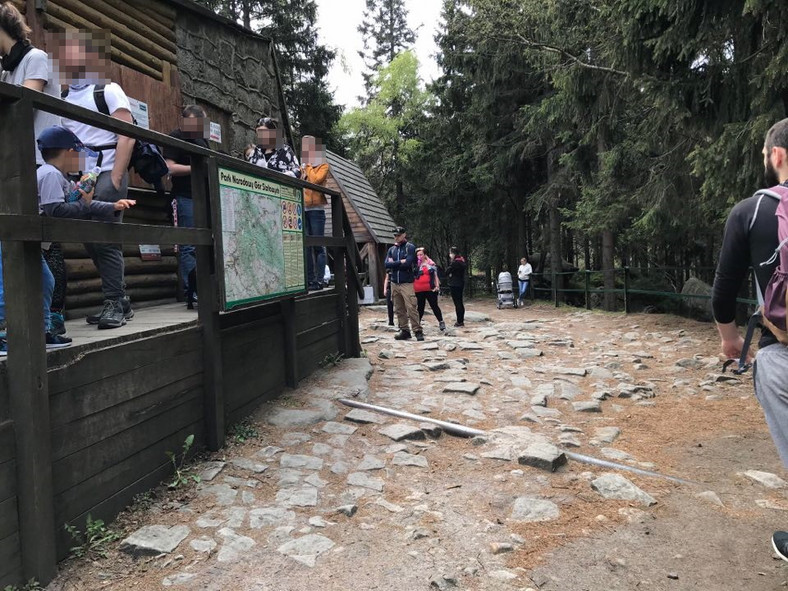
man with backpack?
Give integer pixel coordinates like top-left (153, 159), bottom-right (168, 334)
top-left (61, 30), bottom-right (135, 329)
top-left (385, 226), bottom-right (423, 341)
top-left (712, 118), bottom-right (788, 560)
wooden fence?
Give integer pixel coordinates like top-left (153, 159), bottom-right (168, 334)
top-left (0, 82), bottom-right (362, 587)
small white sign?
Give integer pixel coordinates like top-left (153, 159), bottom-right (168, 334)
top-left (139, 244), bottom-right (161, 261)
top-left (129, 97), bottom-right (150, 130)
top-left (210, 121), bottom-right (222, 143)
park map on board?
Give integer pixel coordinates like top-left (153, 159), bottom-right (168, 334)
top-left (218, 167), bottom-right (305, 310)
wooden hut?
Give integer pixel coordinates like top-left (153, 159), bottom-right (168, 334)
top-left (324, 150), bottom-right (396, 300)
top-left (10, 0), bottom-right (291, 317)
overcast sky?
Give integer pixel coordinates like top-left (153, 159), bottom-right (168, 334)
top-left (314, 0), bottom-right (443, 110)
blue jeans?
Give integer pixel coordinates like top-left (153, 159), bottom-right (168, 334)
top-left (176, 196), bottom-right (196, 295)
top-left (0, 244), bottom-right (54, 333)
top-left (305, 209), bottom-right (327, 285)
top-left (518, 279), bottom-right (529, 300)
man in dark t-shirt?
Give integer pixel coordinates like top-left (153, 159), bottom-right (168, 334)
top-left (163, 105), bottom-right (210, 304)
top-left (712, 117), bottom-right (788, 560)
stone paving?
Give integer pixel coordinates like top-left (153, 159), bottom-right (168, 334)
top-left (55, 303), bottom-right (788, 590)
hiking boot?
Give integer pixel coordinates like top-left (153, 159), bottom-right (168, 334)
top-left (46, 332), bottom-right (72, 349)
top-left (87, 296), bottom-right (133, 325)
top-left (415, 331), bottom-right (425, 342)
top-left (49, 312), bottom-right (66, 336)
top-left (439, 321), bottom-right (446, 331)
top-left (394, 329), bottom-right (412, 340)
top-left (0, 337), bottom-right (6, 357)
top-left (96, 299), bottom-right (127, 329)
top-left (773, 532), bottom-right (788, 562)
top-left (454, 322), bottom-right (465, 328)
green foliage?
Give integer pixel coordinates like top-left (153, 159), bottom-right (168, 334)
top-left (64, 515), bottom-right (121, 559)
top-left (166, 434), bottom-right (200, 490)
top-left (3, 580), bottom-right (42, 591)
top-left (229, 419), bottom-right (260, 443)
top-left (318, 352), bottom-right (344, 368)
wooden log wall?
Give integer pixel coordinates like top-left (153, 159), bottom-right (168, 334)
top-left (38, 0), bottom-right (177, 83)
top-left (62, 188), bottom-right (178, 318)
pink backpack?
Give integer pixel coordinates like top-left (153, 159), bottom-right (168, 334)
top-left (761, 185), bottom-right (788, 345)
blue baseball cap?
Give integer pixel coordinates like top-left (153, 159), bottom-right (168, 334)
top-left (36, 126), bottom-right (97, 156)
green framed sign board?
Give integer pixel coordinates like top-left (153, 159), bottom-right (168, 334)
top-left (216, 166), bottom-right (306, 311)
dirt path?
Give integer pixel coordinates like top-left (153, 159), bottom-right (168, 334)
top-left (49, 301), bottom-right (788, 591)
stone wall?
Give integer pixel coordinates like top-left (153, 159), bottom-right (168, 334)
top-left (175, 13), bottom-right (284, 158)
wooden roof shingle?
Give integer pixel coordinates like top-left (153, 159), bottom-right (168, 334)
top-left (326, 151), bottom-right (396, 245)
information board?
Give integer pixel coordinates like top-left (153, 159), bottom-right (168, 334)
top-left (217, 166), bottom-right (306, 310)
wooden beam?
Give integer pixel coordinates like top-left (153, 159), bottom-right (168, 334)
top-left (137, 0), bottom-right (177, 21)
top-left (100, 0), bottom-right (176, 43)
top-left (0, 97), bottom-right (57, 585)
top-left (331, 195), bottom-right (348, 356)
top-left (193, 156), bottom-right (225, 451)
top-left (0, 215), bottom-right (212, 246)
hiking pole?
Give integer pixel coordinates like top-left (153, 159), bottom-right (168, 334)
top-left (722, 311), bottom-right (760, 375)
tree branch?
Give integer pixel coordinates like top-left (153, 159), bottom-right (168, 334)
top-left (509, 34), bottom-right (630, 78)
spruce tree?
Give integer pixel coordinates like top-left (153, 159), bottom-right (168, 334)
top-left (357, 0), bottom-right (417, 96)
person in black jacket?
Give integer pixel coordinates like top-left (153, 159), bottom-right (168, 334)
top-left (385, 226), bottom-right (423, 340)
top-left (712, 117), bottom-right (788, 560)
top-left (447, 246), bottom-right (467, 327)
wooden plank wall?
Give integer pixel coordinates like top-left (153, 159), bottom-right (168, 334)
top-left (295, 291), bottom-right (343, 379)
top-left (48, 328), bottom-right (204, 559)
top-left (0, 414), bottom-right (22, 588)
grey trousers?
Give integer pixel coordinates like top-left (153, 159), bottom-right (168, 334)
top-left (754, 343), bottom-right (788, 468)
top-left (84, 171), bottom-right (127, 300)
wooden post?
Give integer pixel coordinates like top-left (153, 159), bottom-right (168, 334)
top-left (585, 270), bottom-right (591, 310)
top-left (331, 195), bottom-right (348, 356)
top-left (0, 96), bottom-right (57, 583)
top-left (191, 156), bottom-right (225, 451)
top-left (624, 266), bottom-right (631, 314)
top-left (340, 208), bottom-right (362, 358)
top-left (282, 298), bottom-right (298, 387)
top-left (553, 269), bottom-right (559, 308)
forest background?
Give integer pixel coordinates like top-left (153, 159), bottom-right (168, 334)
top-left (196, 0), bottom-right (788, 308)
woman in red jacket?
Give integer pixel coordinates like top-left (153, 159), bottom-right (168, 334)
top-left (414, 247), bottom-right (446, 331)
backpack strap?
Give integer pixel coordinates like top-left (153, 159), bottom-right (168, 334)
top-left (93, 84), bottom-right (110, 116)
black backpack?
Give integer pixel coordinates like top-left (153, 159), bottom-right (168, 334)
top-left (62, 85), bottom-right (169, 193)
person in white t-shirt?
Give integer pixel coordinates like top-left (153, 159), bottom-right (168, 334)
top-left (60, 29), bottom-right (136, 330)
top-left (517, 257), bottom-right (532, 305)
top-left (0, 1), bottom-right (62, 165)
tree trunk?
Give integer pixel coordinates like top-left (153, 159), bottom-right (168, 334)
top-left (584, 238), bottom-right (591, 271)
top-left (549, 198), bottom-right (562, 291)
top-left (602, 230), bottom-right (616, 311)
top-left (242, 0), bottom-right (251, 29)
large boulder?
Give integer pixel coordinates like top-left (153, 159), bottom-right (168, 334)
top-left (680, 277), bottom-right (713, 319)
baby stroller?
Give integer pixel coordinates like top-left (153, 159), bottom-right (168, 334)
top-left (495, 271), bottom-right (518, 309)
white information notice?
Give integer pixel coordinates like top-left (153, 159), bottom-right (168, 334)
top-left (128, 97), bottom-right (150, 129)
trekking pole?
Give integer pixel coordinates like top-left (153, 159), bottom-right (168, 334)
top-left (722, 311), bottom-right (760, 375)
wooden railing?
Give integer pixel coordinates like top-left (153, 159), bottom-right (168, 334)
top-left (0, 81), bottom-right (363, 584)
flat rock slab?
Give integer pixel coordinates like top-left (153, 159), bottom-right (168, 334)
top-left (249, 507), bottom-right (296, 529)
top-left (743, 470), bottom-right (787, 489)
top-left (120, 525), bottom-right (190, 556)
top-left (507, 340), bottom-right (536, 349)
top-left (199, 461), bottom-right (226, 482)
top-left (531, 406), bottom-right (561, 418)
top-left (379, 423), bottom-right (427, 441)
top-left (277, 534), bottom-right (335, 567)
top-left (265, 408), bottom-right (326, 427)
top-left (543, 366), bottom-right (588, 377)
top-left (594, 427), bottom-right (621, 443)
top-left (463, 311), bottom-right (490, 322)
top-left (347, 472), bottom-right (385, 492)
top-left (322, 421), bottom-right (358, 435)
top-left (198, 483), bottom-right (238, 506)
top-left (511, 496), bottom-right (560, 522)
top-left (601, 447), bottom-right (636, 462)
top-left (458, 342), bottom-right (484, 351)
top-left (516, 349), bottom-right (543, 359)
top-left (276, 487), bottom-right (319, 507)
top-left (217, 528), bottom-right (256, 563)
top-left (230, 458), bottom-right (268, 473)
top-left (344, 409), bottom-right (385, 424)
top-left (518, 442), bottom-right (567, 472)
top-left (572, 400), bottom-right (602, 413)
top-left (392, 451), bottom-right (429, 468)
top-left (280, 454), bottom-right (324, 470)
top-left (357, 454), bottom-right (386, 471)
top-left (591, 473), bottom-right (657, 506)
top-left (442, 382), bottom-right (480, 395)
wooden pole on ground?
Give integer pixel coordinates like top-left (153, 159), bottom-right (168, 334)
top-left (331, 195), bottom-right (348, 356)
top-left (0, 96), bottom-right (57, 584)
top-left (192, 156), bottom-right (225, 451)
